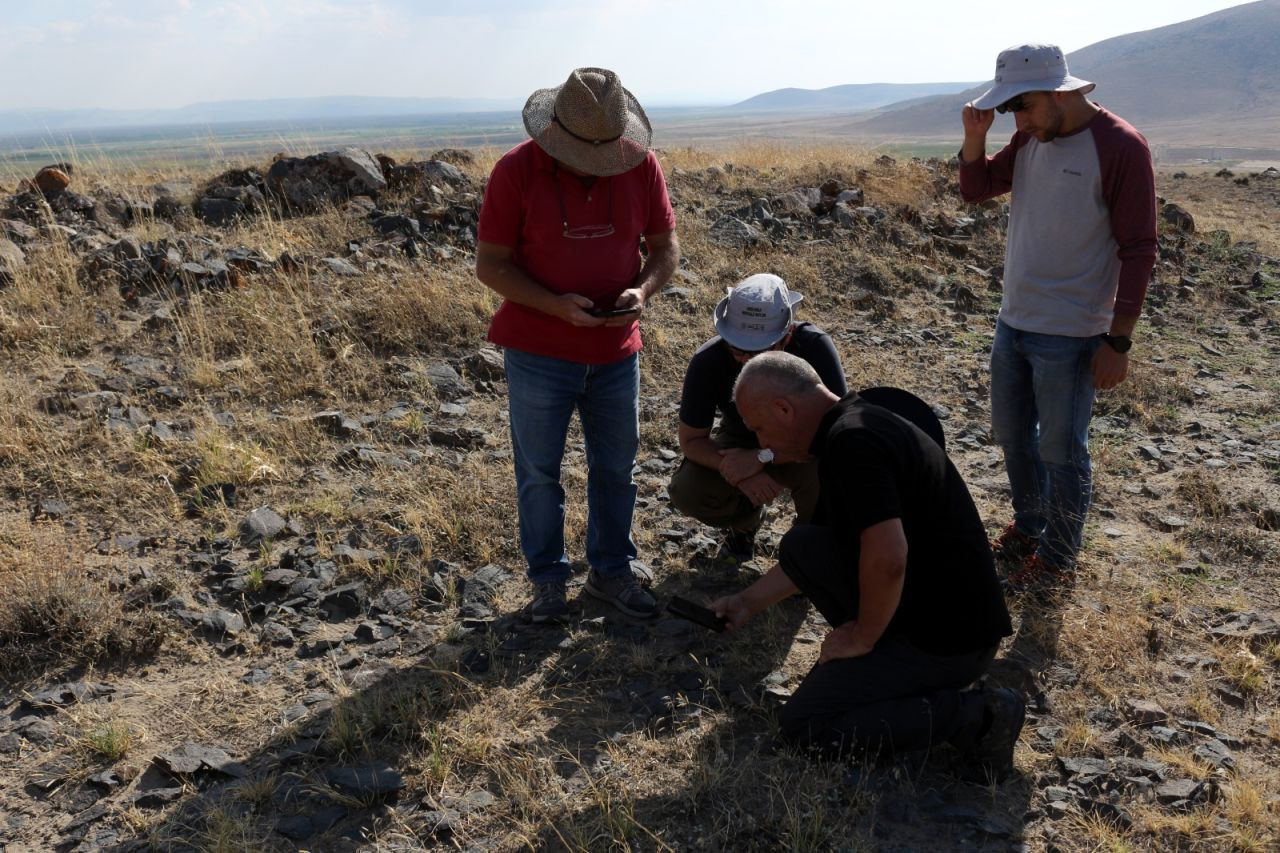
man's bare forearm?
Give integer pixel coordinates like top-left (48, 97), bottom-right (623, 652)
top-left (634, 233), bottom-right (680, 300)
top-left (680, 433), bottom-right (726, 470)
top-left (740, 562), bottom-right (799, 616)
top-left (475, 249), bottom-right (557, 313)
top-left (1108, 314), bottom-right (1138, 337)
top-left (846, 519), bottom-right (908, 647)
top-left (960, 135), bottom-right (987, 165)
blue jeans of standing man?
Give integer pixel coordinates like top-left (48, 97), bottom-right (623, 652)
top-left (504, 348), bottom-right (639, 585)
top-left (990, 320), bottom-right (1100, 569)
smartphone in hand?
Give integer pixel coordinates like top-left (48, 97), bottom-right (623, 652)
top-left (666, 595), bottom-right (729, 632)
top-left (588, 306), bottom-right (641, 318)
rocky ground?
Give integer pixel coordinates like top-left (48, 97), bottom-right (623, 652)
top-left (0, 147), bottom-right (1277, 852)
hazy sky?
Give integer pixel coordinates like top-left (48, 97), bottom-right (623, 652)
top-left (1, 0), bottom-right (1255, 110)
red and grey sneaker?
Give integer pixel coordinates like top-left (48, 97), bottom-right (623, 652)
top-left (991, 523), bottom-right (1039, 565)
top-left (1002, 554), bottom-right (1075, 598)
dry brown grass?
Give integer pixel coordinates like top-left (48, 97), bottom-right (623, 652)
top-left (1161, 175), bottom-right (1280, 257)
top-left (0, 517), bottom-right (167, 679)
top-left (2, 145), bottom-right (1279, 851)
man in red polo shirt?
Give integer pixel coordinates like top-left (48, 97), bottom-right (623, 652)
top-left (475, 67), bottom-right (680, 623)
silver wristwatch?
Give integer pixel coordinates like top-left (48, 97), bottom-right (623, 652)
top-left (756, 448), bottom-right (774, 464)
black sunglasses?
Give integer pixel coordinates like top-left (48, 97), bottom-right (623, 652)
top-left (725, 337), bottom-right (787, 359)
top-left (996, 94), bottom-right (1031, 114)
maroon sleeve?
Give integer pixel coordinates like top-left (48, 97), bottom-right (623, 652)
top-left (1094, 114), bottom-right (1158, 319)
top-left (643, 152), bottom-right (677, 237)
top-left (476, 148), bottom-right (524, 247)
top-left (958, 133), bottom-right (1028, 203)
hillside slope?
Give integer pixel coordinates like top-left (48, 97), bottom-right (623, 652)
top-left (856, 0), bottom-right (1280, 143)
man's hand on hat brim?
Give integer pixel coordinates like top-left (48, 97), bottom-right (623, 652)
top-left (962, 103), bottom-right (995, 138)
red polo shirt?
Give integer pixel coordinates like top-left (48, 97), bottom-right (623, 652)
top-left (477, 139), bottom-right (677, 365)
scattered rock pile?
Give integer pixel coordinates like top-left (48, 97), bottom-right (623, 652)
top-left (0, 148), bottom-right (482, 294)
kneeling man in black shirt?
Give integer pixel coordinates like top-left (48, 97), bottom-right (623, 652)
top-left (712, 352), bottom-right (1024, 780)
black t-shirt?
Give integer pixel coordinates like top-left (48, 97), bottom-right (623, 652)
top-left (678, 322), bottom-right (848, 443)
top-left (810, 394), bottom-right (1012, 655)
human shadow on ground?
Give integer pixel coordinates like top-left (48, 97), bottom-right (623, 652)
top-left (75, 564), bottom-right (1058, 852)
top-left (84, 550), bottom-right (811, 851)
top-left (517, 589), bottom-right (1068, 852)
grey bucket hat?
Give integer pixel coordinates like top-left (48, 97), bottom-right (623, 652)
top-left (714, 274), bottom-right (803, 352)
top-left (523, 67), bottom-right (653, 177)
top-left (972, 44), bottom-right (1095, 110)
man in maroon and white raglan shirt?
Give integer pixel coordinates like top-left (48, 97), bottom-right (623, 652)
top-left (958, 44), bottom-right (1156, 594)
top-left (475, 68), bottom-right (679, 624)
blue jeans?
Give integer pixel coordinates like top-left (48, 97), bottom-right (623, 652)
top-left (504, 348), bottom-right (639, 585)
top-left (990, 320), bottom-right (1099, 568)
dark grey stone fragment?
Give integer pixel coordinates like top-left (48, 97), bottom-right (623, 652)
top-left (355, 622), bottom-right (395, 642)
top-left (240, 506), bottom-right (289, 544)
top-left (87, 769), bottom-right (124, 790)
top-left (24, 681), bottom-right (113, 711)
top-left (133, 786), bottom-right (183, 808)
top-left (1058, 756), bottom-right (1111, 778)
top-left (275, 815), bottom-right (314, 840)
top-left (1193, 739), bottom-right (1234, 770)
top-left (155, 742), bottom-right (246, 777)
top-left (1148, 725), bottom-right (1191, 745)
top-left (1208, 611), bottom-right (1280, 642)
top-left (319, 582), bottom-right (366, 620)
top-left (332, 542), bottom-right (379, 564)
top-left (312, 410), bottom-right (365, 437)
top-left (1123, 698), bottom-right (1168, 726)
top-left (203, 609), bottom-right (246, 636)
top-left (1078, 798), bottom-right (1133, 830)
top-left (261, 622), bottom-right (295, 646)
top-left (323, 761), bottom-right (404, 798)
top-left (370, 587), bottom-right (414, 615)
top-left (241, 668), bottom-right (272, 685)
top-left (299, 638), bottom-right (344, 658)
top-left (1156, 779), bottom-right (1199, 803)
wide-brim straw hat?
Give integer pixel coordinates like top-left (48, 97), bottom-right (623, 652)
top-left (523, 67), bottom-right (653, 177)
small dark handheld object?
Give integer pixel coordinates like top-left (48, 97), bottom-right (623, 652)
top-left (588, 306), bottom-right (641, 317)
top-left (666, 595), bottom-right (728, 632)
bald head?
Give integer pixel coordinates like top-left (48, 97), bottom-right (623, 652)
top-left (732, 352), bottom-right (839, 462)
top-left (733, 351), bottom-right (824, 406)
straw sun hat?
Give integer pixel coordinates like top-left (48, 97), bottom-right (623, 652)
top-left (522, 67), bottom-right (653, 177)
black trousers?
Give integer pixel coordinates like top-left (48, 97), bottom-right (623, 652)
top-left (777, 525), bottom-right (997, 760)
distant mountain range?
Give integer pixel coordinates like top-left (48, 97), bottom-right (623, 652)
top-left (0, 96), bottom-right (524, 135)
top-left (728, 82), bottom-right (977, 112)
top-left (2, 1), bottom-right (1277, 149)
top-left (851, 0), bottom-right (1280, 143)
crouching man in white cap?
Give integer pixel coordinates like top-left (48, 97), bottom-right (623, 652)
top-left (959, 44), bottom-right (1156, 595)
top-left (475, 68), bottom-right (680, 623)
top-left (668, 274), bottom-right (846, 570)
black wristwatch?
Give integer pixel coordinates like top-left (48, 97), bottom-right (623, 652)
top-left (1100, 333), bottom-right (1132, 354)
